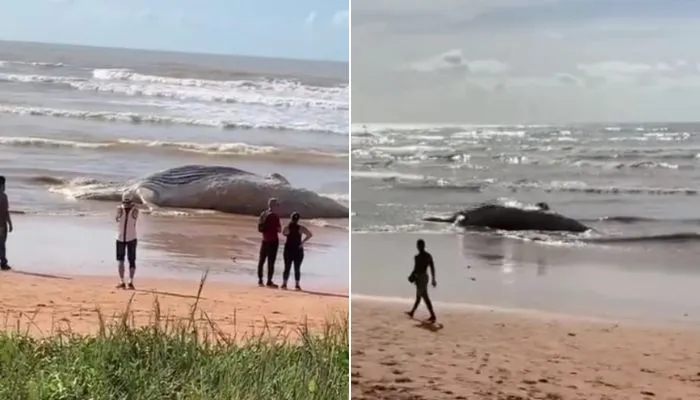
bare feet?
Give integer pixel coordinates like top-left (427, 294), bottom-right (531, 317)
top-left (116, 283), bottom-right (126, 289)
top-left (404, 311), bottom-right (414, 319)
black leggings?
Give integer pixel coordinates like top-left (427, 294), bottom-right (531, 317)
top-left (116, 239), bottom-right (137, 268)
top-left (411, 273), bottom-right (435, 317)
top-left (257, 241), bottom-right (279, 282)
top-left (283, 248), bottom-right (304, 282)
top-left (0, 227), bottom-right (7, 267)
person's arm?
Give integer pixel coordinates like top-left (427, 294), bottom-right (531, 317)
top-left (132, 208), bottom-right (139, 221)
top-left (283, 224), bottom-right (290, 236)
top-left (429, 254), bottom-right (436, 286)
top-left (300, 225), bottom-right (313, 245)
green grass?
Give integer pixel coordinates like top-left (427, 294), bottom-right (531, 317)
top-left (0, 272), bottom-right (349, 400)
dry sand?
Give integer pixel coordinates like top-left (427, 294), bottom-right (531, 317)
top-left (0, 271), bottom-right (347, 340)
top-left (351, 300), bottom-right (700, 400)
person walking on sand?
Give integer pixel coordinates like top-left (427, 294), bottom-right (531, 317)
top-left (257, 197), bottom-right (282, 288)
top-left (115, 193), bottom-right (140, 290)
top-left (282, 212), bottom-right (313, 291)
top-left (406, 239), bottom-right (437, 323)
top-left (0, 176), bottom-right (13, 271)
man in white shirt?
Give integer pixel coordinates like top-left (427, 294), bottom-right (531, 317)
top-left (115, 193), bottom-right (140, 289)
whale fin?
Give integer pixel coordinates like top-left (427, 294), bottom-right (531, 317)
top-left (267, 173), bottom-right (290, 185)
top-left (423, 214), bottom-right (458, 224)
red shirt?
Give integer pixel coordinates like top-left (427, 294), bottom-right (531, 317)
top-left (262, 212), bottom-right (281, 243)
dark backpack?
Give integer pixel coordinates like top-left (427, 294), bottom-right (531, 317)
top-left (257, 211), bottom-right (270, 233)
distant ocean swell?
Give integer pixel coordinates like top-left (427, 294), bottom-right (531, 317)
top-left (0, 105), bottom-right (345, 135)
top-left (0, 62), bottom-right (349, 135)
top-left (0, 136), bottom-right (346, 161)
top-left (351, 171), bottom-right (697, 196)
top-left (0, 69), bottom-right (347, 110)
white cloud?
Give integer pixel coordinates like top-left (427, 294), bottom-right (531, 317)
top-left (305, 11), bottom-right (317, 26)
top-left (406, 49), bottom-right (510, 75)
top-left (352, 0), bottom-right (700, 123)
top-left (333, 10), bottom-right (348, 26)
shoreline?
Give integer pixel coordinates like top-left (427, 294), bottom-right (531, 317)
top-left (7, 212), bottom-right (349, 291)
top-left (351, 299), bottom-right (700, 400)
top-left (0, 271), bottom-right (347, 340)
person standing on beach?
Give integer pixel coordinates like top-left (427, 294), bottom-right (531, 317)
top-left (115, 193), bottom-right (140, 290)
top-left (282, 212), bottom-right (313, 290)
top-left (406, 239), bottom-right (437, 323)
top-left (0, 176), bottom-right (13, 271)
top-left (257, 198), bottom-right (282, 288)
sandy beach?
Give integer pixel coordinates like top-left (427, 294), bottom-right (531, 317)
top-left (0, 271), bottom-right (347, 340)
top-left (351, 299), bottom-right (700, 400)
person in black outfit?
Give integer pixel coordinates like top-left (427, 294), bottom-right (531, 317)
top-left (0, 176), bottom-right (13, 271)
top-left (406, 238), bottom-right (437, 322)
top-left (282, 212), bottom-right (313, 290)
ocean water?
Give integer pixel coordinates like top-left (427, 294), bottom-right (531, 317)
top-left (0, 40), bottom-right (349, 217)
top-left (351, 122), bottom-right (700, 320)
top-left (0, 41), bottom-right (348, 288)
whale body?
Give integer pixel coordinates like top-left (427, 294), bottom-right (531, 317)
top-left (117, 165), bottom-right (348, 218)
top-left (423, 204), bottom-right (589, 233)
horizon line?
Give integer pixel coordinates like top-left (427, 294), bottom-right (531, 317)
top-left (0, 38), bottom-right (349, 65)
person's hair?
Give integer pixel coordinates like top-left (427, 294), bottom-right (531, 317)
top-left (290, 212), bottom-right (300, 223)
top-left (0, 176), bottom-right (5, 186)
top-left (417, 239), bottom-right (426, 251)
top-left (268, 198), bottom-right (279, 207)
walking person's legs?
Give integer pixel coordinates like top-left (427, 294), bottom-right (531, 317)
top-left (293, 250), bottom-right (304, 290)
top-left (406, 274), bottom-right (426, 318)
top-left (0, 228), bottom-right (7, 269)
top-left (257, 241), bottom-right (269, 286)
top-left (281, 249), bottom-right (293, 289)
top-left (421, 289), bottom-right (437, 322)
top-left (126, 239), bottom-right (137, 289)
top-left (116, 240), bottom-right (127, 288)
top-left (266, 241), bottom-right (279, 287)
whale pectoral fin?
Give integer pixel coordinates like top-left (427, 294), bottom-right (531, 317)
top-left (134, 188), bottom-right (159, 211)
top-left (423, 214), bottom-right (458, 224)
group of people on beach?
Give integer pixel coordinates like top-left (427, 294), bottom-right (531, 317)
top-left (114, 196), bottom-right (313, 290)
top-left (256, 197), bottom-right (313, 290)
top-left (0, 176), bottom-right (314, 291)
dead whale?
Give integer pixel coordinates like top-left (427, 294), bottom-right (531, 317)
top-left (423, 203), bottom-right (589, 232)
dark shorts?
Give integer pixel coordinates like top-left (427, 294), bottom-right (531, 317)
top-left (116, 239), bottom-right (137, 264)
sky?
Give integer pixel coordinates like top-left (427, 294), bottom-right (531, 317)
top-left (0, 0), bottom-right (348, 62)
top-left (352, 0), bottom-right (700, 124)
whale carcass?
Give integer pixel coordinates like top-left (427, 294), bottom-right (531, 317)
top-left (117, 165), bottom-right (348, 218)
top-left (423, 204), bottom-right (589, 232)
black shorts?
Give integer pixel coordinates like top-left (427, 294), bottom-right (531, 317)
top-left (116, 239), bottom-right (137, 264)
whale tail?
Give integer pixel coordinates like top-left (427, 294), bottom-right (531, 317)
top-left (423, 214), bottom-right (458, 224)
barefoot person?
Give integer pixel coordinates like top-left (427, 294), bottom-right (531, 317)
top-left (282, 212), bottom-right (313, 290)
top-left (115, 194), bottom-right (140, 289)
top-left (0, 176), bottom-right (13, 271)
top-left (406, 239), bottom-right (437, 323)
top-left (257, 198), bottom-right (282, 288)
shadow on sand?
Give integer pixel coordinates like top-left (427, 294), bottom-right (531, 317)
top-left (11, 270), bottom-right (72, 280)
top-left (140, 290), bottom-right (207, 300)
top-left (300, 289), bottom-right (348, 299)
top-left (414, 320), bottom-right (444, 332)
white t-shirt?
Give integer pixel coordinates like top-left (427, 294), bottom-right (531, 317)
top-left (116, 205), bottom-right (139, 242)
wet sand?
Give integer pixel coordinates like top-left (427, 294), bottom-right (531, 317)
top-left (351, 299), bottom-right (700, 400)
top-left (352, 232), bottom-right (700, 323)
top-left (0, 271), bottom-right (347, 340)
top-left (7, 211), bottom-right (348, 291)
